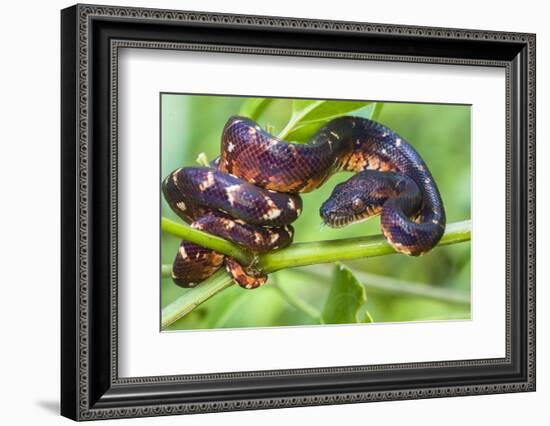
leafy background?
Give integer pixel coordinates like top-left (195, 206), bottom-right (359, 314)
top-left (161, 94), bottom-right (471, 331)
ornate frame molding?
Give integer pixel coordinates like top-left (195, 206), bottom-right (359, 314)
top-left (61, 4), bottom-right (535, 420)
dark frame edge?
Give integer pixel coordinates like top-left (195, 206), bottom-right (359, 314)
top-left (61, 4), bottom-right (79, 421)
top-left (61, 3), bottom-right (536, 421)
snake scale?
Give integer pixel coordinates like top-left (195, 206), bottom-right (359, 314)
top-left (162, 115), bottom-right (446, 289)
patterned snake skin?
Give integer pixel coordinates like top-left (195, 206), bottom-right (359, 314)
top-left (163, 115), bottom-right (446, 289)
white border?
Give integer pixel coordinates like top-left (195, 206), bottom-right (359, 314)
top-left (118, 48), bottom-right (506, 377)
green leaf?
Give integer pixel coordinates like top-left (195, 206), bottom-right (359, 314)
top-left (370, 103), bottom-right (384, 122)
top-left (321, 263), bottom-right (371, 324)
top-left (293, 100), bottom-right (372, 125)
top-left (238, 98), bottom-right (273, 121)
top-left (278, 100), bottom-right (373, 143)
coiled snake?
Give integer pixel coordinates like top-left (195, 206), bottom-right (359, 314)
top-left (162, 116), bottom-right (446, 289)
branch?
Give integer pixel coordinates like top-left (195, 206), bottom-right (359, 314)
top-left (161, 219), bottom-right (471, 328)
top-left (257, 220), bottom-right (470, 273)
top-left (162, 217), bottom-right (252, 265)
top-left (162, 269), bottom-right (233, 329)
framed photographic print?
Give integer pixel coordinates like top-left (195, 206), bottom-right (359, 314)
top-left (61, 4), bottom-right (536, 421)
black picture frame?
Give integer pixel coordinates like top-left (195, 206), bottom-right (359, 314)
top-left (61, 3), bottom-right (536, 421)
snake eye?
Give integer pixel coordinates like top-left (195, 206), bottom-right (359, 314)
top-left (351, 197), bottom-right (364, 212)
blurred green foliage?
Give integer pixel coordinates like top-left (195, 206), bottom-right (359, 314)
top-left (160, 94), bottom-right (471, 331)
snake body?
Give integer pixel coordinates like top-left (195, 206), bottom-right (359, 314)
top-left (163, 115), bottom-right (446, 289)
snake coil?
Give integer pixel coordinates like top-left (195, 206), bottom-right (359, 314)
top-left (163, 115), bottom-right (446, 289)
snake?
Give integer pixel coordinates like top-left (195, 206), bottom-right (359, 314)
top-left (162, 115), bottom-right (446, 289)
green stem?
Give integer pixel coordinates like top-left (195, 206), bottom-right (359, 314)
top-left (161, 217), bottom-right (252, 265)
top-left (161, 269), bottom-right (233, 329)
top-left (258, 220), bottom-right (471, 273)
top-left (294, 266), bottom-right (470, 305)
top-left (161, 219), bottom-right (471, 328)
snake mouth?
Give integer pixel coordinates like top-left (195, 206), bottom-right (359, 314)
top-left (322, 211), bottom-right (375, 228)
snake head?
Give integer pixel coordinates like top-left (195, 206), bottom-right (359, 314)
top-left (320, 171), bottom-right (400, 228)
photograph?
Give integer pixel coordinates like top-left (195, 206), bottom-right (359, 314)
top-left (160, 94), bottom-right (472, 331)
